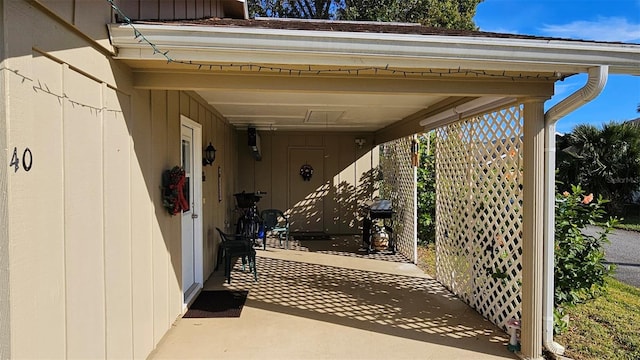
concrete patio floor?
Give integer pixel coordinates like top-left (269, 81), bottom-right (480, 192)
top-left (150, 240), bottom-right (518, 360)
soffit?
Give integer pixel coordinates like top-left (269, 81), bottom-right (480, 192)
top-left (127, 66), bottom-right (551, 132)
top-left (197, 88), bottom-right (448, 131)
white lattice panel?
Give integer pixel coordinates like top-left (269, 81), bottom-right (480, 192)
top-left (380, 136), bottom-right (417, 263)
top-left (435, 104), bottom-right (524, 328)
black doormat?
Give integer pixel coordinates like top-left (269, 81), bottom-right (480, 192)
top-left (292, 232), bottom-right (332, 241)
top-left (183, 290), bottom-right (248, 318)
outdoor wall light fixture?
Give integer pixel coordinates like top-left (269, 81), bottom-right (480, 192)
top-left (355, 138), bottom-right (366, 148)
top-left (203, 142), bottom-right (217, 166)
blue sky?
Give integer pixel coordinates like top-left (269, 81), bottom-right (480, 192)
top-left (474, 0), bottom-right (640, 134)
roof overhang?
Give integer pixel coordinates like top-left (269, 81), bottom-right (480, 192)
top-left (109, 23), bottom-right (640, 75)
top-left (108, 21), bottom-right (640, 136)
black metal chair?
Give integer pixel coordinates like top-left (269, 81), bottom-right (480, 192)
top-left (260, 209), bottom-right (290, 250)
top-left (216, 228), bottom-right (257, 283)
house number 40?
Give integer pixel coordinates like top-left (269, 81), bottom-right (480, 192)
top-left (9, 147), bottom-right (33, 173)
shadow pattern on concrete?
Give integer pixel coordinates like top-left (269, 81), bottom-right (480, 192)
top-left (263, 235), bottom-right (412, 263)
top-left (215, 255), bottom-right (513, 358)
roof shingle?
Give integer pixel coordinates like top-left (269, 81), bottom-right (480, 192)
top-left (132, 17), bottom-right (638, 45)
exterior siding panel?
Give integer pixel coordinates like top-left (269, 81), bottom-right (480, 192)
top-left (63, 65), bottom-right (107, 359)
top-left (0, 0), bottom-right (9, 353)
top-left (129, 89), bottom-right (155, 359)
top-left (104, 87), bottom-right (134, 359)
top-left (166, 90), bottom-right (183, 319)
top-left (237, 132), bottom-right (377, 235)
top-left (151, 90), bottom-right (171, 347)
top-left (9, 52), bottom-right (67, 359)
top-left (116, 0), bottom-right (224, 21)
top-left (4, 2), bottom-right (237, 358)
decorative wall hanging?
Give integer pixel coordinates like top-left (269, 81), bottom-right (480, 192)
top-left (162, 166), bottom-right (189, 215)
top-left (300, 163), bottom-right (314, 181)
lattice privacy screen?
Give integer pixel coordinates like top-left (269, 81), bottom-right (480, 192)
top-left (380, 136), bottom-right (417, 263)
top-left (435, 104), bottom-right (524, 329)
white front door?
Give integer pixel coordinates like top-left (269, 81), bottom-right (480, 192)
top-left (181, 116), bottom-right (203, 307)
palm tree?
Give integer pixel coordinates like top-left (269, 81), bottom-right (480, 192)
top-left (557, 122), bottom-right (640, 213)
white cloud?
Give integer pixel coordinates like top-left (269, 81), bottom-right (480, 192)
top-left (554, 82), bottom-right (581, 97)
top-left (547, 75), bottom-right (587, 100)
top-left (540, 16), bottom-right (640, 42)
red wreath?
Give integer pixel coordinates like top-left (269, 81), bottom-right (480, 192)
top-left (162, 166), bottom-right (189, 215)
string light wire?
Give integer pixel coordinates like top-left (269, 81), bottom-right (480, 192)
top-left (1, 66), bottom-right (123, 115)
top-left (106, 0), bottom-right (560, 82)
top-left (1, 1), bottom-right (562, 116)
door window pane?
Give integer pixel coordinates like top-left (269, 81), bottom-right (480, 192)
top-left (182, 139), bottom-right (191, 173)
top-left (182, 139), bottom-right (192, 212)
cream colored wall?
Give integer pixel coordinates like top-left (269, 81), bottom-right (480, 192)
top-left (175, 91), bottom-right (238, 275)
top-left (0, 1), bottom-right (11, 357)
top-left (4, 1), bottom-right (235, 358)
top-left (38, 0), bottom-right (114, 51)
top-left (237, 131), bottom-right (378, 235)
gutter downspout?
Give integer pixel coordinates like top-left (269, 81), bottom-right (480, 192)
top-left (542, 65), bottom-right (609, 355)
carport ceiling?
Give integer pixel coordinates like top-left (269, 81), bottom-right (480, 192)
top-left (129, 66), bottom-right (527, 133)
top-left (196, 89), bottom-right (447, 131)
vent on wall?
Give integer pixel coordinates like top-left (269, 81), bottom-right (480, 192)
top-left (248, 127), bottom-right (262, 161)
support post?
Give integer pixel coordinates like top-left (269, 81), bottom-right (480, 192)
top-left (520, 98), bottom-right (547, 360)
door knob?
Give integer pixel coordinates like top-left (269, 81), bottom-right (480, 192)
top-left (192, 213), bottom-right (199, 219)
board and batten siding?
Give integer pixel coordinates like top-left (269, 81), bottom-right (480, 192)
top-left (35, 0), bottom-right (232, 57)
top-left (237, 131), bottom-right (378, 235)
top-left (4, 1), bottom-right (236, 358)
top-left (116, 0), bottom-right (224, 21)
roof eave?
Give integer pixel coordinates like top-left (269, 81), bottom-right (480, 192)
top-left (108, 23), bottom-right (640, 76)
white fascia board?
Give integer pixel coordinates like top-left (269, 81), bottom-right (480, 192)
top-left (108, 24), bottom-right (640, 75)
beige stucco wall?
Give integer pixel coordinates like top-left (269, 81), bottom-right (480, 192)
top-left (237, 131), bottom-right (378, 235)
top-left (3, 1), bottom-right (236, 358)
